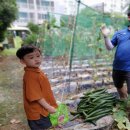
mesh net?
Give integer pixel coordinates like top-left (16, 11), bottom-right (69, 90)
top-left (37, 3), bottom-right (128, 95)
top-left (41, 4), bottom-right (127, 62)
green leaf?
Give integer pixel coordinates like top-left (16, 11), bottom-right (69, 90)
top-left (113, 110), bottom-right (126, 122)
top-left (125, 117), bottom-right (130, 129)
top-left (117, 121), bottom-right (126, 129)
top-left (112, 107), bottom-right (118, 112)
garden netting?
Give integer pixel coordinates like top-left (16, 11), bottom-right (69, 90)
top-left (35, 3), bottom-right (128, 94)
top-left (40, 3), bottom-right (127, 63)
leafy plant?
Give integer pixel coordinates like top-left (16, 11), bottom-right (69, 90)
top-left (23, 33), bottom-right (38, 45)
top-left (0, 0), bottom-right (18, 42)
top-left (27, 22), bottom-right (39, 34)
top-left (112, 97), bottom-right (130, 130)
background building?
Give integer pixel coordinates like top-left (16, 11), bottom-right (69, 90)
top-left (52, 0), bottom-right (77, 26)
top-left (103, 0), bottom-right (129, 13)
top-left (14, 0), bottom-right (54, 26)
top-left (86, 0), bottom-right (130, 14)
top-left (14, 0), bottom-right (130, 27)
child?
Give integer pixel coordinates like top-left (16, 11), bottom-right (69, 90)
top-left (16, 45), bottom-right (58, 130)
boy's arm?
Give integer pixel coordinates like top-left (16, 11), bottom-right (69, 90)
top-left (38, 98), bottom-right (56, 114)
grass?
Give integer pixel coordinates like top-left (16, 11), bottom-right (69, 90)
top-left (0, 36), bottom-right (22, 56)
top-left (0, 48), bottom-right (17, 56)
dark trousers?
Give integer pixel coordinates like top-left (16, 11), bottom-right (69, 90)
top-left (112, 69), bottom-right (130, 94)
top-left (28, 115), bottom-right (52, 130)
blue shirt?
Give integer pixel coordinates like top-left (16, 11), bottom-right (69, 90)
top-left (111, 28), bottom-right (130, 71)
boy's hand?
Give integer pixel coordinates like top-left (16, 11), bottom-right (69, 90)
top-left (38, 98), bottom-right (57, 114)
top-left (48, 106), bottom-right (56, 114)
top-left (100, 25), bottom-right (110, 37)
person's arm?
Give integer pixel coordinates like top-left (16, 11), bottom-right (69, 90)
top-left (38, 98), bottom-right (56, 114)
top-left (103, 36), bottom-right (114, 50)
top-left (101, 25), bottom-right (114, 50)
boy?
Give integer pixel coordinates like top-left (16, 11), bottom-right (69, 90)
top-left (16, 45), bottom-right (58, 130)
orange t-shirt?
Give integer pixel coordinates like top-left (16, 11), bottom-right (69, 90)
top-left (23, 67), bottom-right (58, 120)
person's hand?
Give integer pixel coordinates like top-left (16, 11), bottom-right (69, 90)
top-left (48, 106), bottom-right (57, 114)
top-left (100, 25), bottom-right (110, 38)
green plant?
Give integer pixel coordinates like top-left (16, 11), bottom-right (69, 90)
top-left (0, 48), bottom-right (17, 55)
top-left (113, 97), bottom-right (130, 130)
top-left (0, 0), bottom-right (18, 42)
top-left (23, 33), bottom-right (38, 45)
top-left (27, 22), bottom-right (39, 34)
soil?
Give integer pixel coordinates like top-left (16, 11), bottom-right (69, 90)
top-left (0, 56), bottom-right (29, 130)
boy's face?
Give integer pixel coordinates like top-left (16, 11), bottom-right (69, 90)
top-left (21, 50), bottom-right (42, 68)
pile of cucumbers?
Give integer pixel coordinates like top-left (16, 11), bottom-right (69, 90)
top-left (71, 87), bottom-right (117, 123)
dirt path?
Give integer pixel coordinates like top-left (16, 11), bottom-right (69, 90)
top-left (0, 56), bottom-right (29, 130)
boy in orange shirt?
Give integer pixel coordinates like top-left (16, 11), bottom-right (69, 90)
top-left (16, 45), bottom-right (58, 130)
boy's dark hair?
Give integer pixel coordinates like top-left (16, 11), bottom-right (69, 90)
top-left (16, 45), bottom-right (41, 59)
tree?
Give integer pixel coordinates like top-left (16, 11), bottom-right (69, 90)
top-left (0, 0), bottom-right (18, 42)
top-left (27, 22), bottom-right (39, 34)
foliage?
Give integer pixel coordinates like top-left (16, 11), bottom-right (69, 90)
top-left (113, 97), bottom-right (130, 130)
top-left (27, 22), bottom-right (39, 34)
top-left (50, 17), bottom-right (56, 27)
top-left (0, 0), bottom-right (18, 42)
top-left (60, 15), bottom-right (69, 27)
top-left (23, 33), bottom-right (38, 45)
top-left (24, 22), bottom-right (47, 46)
top-left (43, 28), bottom-right (71, 56)
top-left (48, 16), bottom-right (60, 29)
top-left (60, 15), bottom-right (75, 29)
top-left (0, 48), bottom-right (17, 55)
top-left (42, 6), bottom-right (127, 59)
